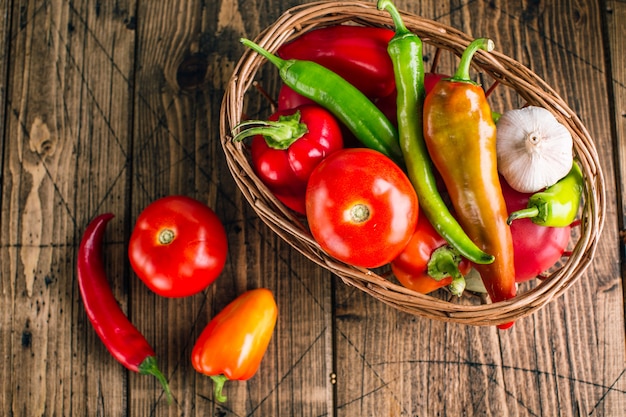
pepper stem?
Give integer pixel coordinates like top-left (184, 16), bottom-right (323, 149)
top-left (507, 206), bottom-right (540, 224)
top-left (427, 246), bottom-right (466, 296)
top-left (210, 374), bottom-right (229, 403)
top-left (233, 111), bottom-right (309, 150)
top-left (240, 38), bottom-right (288, 71)
top-left (451, 38), bottom-right (494, 83)
top-left (138, 356), bottom-right (173, 404)
top-left (378, 0), bottom-right (409, 36)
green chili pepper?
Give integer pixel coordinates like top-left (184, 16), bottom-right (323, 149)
top-left (507, 162), bottom-right (583, 227)
top-left (240, 38), bottom-right (403, 166)
top-left (377, 0), bottom-right (494, 265)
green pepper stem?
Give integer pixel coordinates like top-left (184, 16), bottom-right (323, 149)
top-left (210, 375), bottom-right (229, 403)
top-left (233, 112), bottom-right (308, 150)
top-left (378, 0), bottom-right (409, 36)
top-left (138, 356), bottom-right (173, 404)
top-left (507, 206), bottom-right (540, 224)
top-left (451, 38), bottom-right (494, 83)
top-left (427, 246), bottom-right (466, 296)
top-left (240, 38), bottom-right (288, 71)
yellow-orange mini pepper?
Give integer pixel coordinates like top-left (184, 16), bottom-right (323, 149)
top-left (191, 288), bottom-right (278, 402)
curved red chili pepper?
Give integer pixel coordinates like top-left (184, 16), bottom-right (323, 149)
top-left (77, 213), bottom-right (172, 402)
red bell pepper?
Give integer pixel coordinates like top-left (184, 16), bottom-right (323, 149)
top-left (191, 288), bottom-right (278, 403)
top-left (500, 177), bottom-right (572, 282)
top-left (233, 104), bottom-right (344, 214)
top-left (276, 84), bottom-right (315, 111)
top-left (424, 72), bottom-right (448, 94)
top-left (391, 210), bottom-right (472, 296)
top-left (372, 73), bottom-right (450, 128)
top-left (277, 25), bottom-right (396, 99)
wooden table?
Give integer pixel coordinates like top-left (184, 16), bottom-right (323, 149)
top-left (1, 0), bottom-right (624, 415)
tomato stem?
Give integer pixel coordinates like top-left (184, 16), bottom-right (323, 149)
top-left (210, 374), bottom-right (229, 403)
top-left (158, 229), bottom-right (175, 245)
top-left (350, 204), bottom-right (370, 223)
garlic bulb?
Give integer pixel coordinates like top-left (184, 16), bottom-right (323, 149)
top-left (496, 106), bottom-right (573, 193)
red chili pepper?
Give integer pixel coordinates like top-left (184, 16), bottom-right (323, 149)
top-left (191, 288), bottom-right (278, 403)
top-left (391, 210), bottom-right (472, 296)
top-left (233, 104), bottom-right (343, 214)
top-left (277, 25), bottom-right (396, 99)
top-left (77, 214), bottom-right (172, 402)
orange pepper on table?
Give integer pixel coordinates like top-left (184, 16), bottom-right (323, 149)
top-left (191, 288), bottom-right (278, 402)
top-left (423, 38), bottom-right (516, 328)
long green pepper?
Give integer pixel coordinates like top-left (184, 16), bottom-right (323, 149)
top-left (377, 0), bottom-right (494, 265)
top-left (239, 38), bottom-right (404, 166)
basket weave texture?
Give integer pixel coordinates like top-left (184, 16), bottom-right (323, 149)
top-left (219, 0), bottom-right (606, 326)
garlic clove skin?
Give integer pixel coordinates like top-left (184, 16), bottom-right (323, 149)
top-left (496, 106), bottom-right (573, 193)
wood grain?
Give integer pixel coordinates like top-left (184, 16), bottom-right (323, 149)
top-left (127, 0), bottom-right (333, 414)
top-left (0, 0), bottom-right (624, 416)
top-left (606, 0), bottom-right (626, 289)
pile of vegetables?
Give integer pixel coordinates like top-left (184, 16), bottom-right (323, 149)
top-left (77, 196), bottom-right (278, 403)
top-left (74, 0), bottom-right (585, 404)
top-left (235, 0), bottom-right (582, 329)
top-left (74, 1), bottom-right (586, 405)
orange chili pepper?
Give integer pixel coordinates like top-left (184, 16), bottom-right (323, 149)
top-left (423, 38), bottom-right (516, 326)
top-left (191, 288), bottom-right (278, 402)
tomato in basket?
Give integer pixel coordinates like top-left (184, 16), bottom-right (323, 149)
top-left (305, 148), bottom-right (419, 269)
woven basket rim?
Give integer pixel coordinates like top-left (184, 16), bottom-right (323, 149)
top-left (219, 0), bottom-right (606, 326)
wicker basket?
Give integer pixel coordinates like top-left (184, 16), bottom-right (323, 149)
top-left (219, 0), bottom-right (605, 326)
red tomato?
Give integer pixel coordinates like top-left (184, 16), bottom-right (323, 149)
top-left (129, 196), bottom-right (228, 297)
top-left (306, 148), bottom-right (419, 268)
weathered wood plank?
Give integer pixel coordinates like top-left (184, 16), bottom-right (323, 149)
top-left (606, 0), bottom-right (626, 282)
top-left (0, 0), bottom-right (9, 166)
top-left (0, 0), bottom-right (11, 409)
top-left (128, 0), bottom-right (333, 415)
top-left (605, 0), bottom-right (626, 411)
top-left (0, 0), bottom-right (137, 416)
